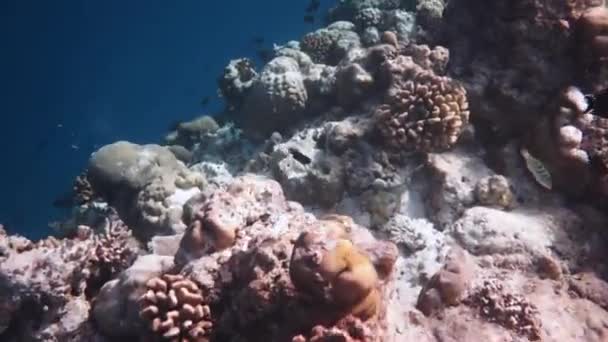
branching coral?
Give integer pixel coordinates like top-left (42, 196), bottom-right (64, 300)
top-left (139, 273), bottom-right (212, 341)
top-left (80, 219), bottom-right (138, 297)
top-left (375, 55), bottom-right (469, 152)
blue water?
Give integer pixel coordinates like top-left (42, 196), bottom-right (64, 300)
top-left (0, 0), bottom-right (333, 239)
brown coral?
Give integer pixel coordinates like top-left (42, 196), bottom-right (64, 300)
top-left (178, 192), bottom-right (238, 263)
top-left (290, 229), bottom-right (380, 321)
top-left (139, 273), bottom-right (212, 341)
top-left (417, 247), bottom-right (475, 316)
top-left (375, 55), bottom-right (469, 152)
top-left (301, 31), bottom-right (336, 64)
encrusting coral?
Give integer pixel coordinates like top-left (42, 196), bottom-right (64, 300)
top-left (374, 54), bottom-right (470, 152)
top-left (139, 273), bottom-right (212, 341)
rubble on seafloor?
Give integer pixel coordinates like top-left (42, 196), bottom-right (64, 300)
top-left (5, 0), bottom-right (608, 341)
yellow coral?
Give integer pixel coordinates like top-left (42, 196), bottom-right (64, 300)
top-left (290, 232), bottom-right (380, 321)
top-left (320, 239), bottom-right (379, 319)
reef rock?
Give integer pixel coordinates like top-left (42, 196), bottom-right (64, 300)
top-left (88, 141), bottom-right (205, 241)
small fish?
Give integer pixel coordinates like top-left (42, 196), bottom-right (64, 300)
top-left (57, 123), bottom-right (63, 128)
top-left (52, 191), bottom-right (75, 208)
top-left (252, 36), bottom-right (265, 45)
top-left (200, 96), bottom-right (210, 107)
top-left (520, 148), bottom-right (552, 190)
top-left (306, 0), bottom-right (320, 13)
top-left (71, 144), bottom-right (79, 150)
top-left (584, 87), bottom-right (608, 117)
top-left (304, 14), bottom-right (315, 24)
top-left (256, 48), bottom-right (273, 63)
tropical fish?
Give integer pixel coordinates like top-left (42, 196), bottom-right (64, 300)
top-left (584, 87), bottom-right (608, 117)
top-left (252, 36), bottom-right (265, 45)
top-left (200, 96), bottom-right (210, 107)
top-left (520, 148), bottom-right (552, 190)
top-left (304, 14), bottom-right (315, 23)
top-left (306, 0), bottom-right (320, 13)
top-left (256, 48), bottom-right (273, 63)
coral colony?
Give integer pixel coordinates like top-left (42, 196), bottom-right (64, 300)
top-left (6, 1), bottom-right (608, 341)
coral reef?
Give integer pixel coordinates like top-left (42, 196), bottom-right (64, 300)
top-left (9, 1), bottom-right (608, 342)
top-left (442, 0), bottom-right (604, 138)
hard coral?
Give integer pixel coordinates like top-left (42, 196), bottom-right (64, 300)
top-left (443, 0), bottom-right (603, 136)
top-left (290, 229), bottom-right (380, 321)
top-left (139, 273), bottom-right (212, 341)
top-left (474, 175), bottom-right (515, 210)
top-left (80, 219), bottom-right (138, 297)
top-left (293, 316), bottom-right (376, 342)
top-left (375, 55), bottom-right (469, 152)
top-left (239, 56), bottom-right (309, 137)
top-left (300, 22), bottom-right (361, 65)
top-left (73, 170), bottom-right (95, 205)
top-left (577, 6), bottom-right (608, 91)
top-left (164, 115), bottom-right (220, 150)
top-left (217, 58), bottom-right (257, 108)
top-left (465, 280), bottom-right (542, 341)
top-left (417, 247), bottom-right (475, 316)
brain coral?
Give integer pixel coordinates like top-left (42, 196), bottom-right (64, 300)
top-left (240, 56), bottom-right (308, 137)
top-left (139, 273), bottom-right (212, 341)
top-left (374, 55), bottom-right (469, 152)
top-left (290, 227), bottom-right (381, 320)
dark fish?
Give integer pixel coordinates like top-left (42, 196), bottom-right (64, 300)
top-left (52, 191), bottom-right (75, 209)
top-left (306, 0), bottom-right (320, 13)
top-left (200, 96), bottom-right (210, 107)
top-left (168, 120), bottom-right (181, 132)
top-left (35, 138), bottom-right (49, 153)
top-left (304, 14), bottom-right (315, 24)
top-left (256, 49), bottom-right (273, 63)
top-left (585, 87), bottom-right (608, 117)
top-left (252, 36), bottom-right (265, 45)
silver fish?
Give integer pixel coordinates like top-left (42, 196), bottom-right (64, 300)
top-left (520, 148), bottom-right (552, 190)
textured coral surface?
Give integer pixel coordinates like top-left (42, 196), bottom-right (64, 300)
top-left (5, 1), bottom-right (608, 342)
